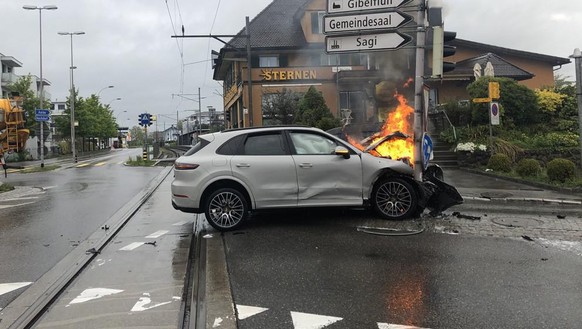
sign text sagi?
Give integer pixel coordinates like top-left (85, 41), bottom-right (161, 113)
top-left (326, 31), bottom-right (411, 53)
top-left (323, 10), bottom-right (412, 34)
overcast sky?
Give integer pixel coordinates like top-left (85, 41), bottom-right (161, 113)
top-left (1, 0), bottom-right (580, 128)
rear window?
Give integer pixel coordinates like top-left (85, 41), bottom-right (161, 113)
top-left (184, 139), bottom-right (210, 156)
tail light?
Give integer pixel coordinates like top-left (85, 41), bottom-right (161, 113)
top-left (174, 161), bottom-right (199, 170)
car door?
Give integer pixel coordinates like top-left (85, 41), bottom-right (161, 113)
top-left (289, 130), bottom-right (363, 206)
top-left (230, 131), bottom-right (298, 208)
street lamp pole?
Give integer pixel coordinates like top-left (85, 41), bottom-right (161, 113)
top-left (571, 48), bottom-right (582, 169)
top-left (23, 4), bottom-right (57, 168)
top-left (58, 31), bottom-right (85, 163)
top-left (97, 85), bottom-right (114, 98)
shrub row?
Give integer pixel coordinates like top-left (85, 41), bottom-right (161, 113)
top-left (486, 154), bottom-right (577, 183)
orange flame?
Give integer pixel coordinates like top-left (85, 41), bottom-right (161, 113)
top-left (346, 86), bottom-right (415, 165)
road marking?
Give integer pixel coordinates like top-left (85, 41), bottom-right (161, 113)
top-left (76, 163), bottom-right (90, 168)
top-left (0, 197), bottom-right (39, 202)
top-left (94, 161), bottom-right (107, 166)
top-left (146, 230), bottom-right (169, 239)
top-left (67, 288), bottom-right (124, 306)
top-left (237, 305), bottom-right (268, 320)
top-left (0, 201), bottom-right (36, 209)
top-left (0, 282), bottom-right (33, 297)
top-left (377, 324), bottom-right (429, 329)
top-left (173, 220), bottom-right (191, 226)
top-left (291, 311), bottom-right (343, 329)
top-left (119, 242), bottom-right (145, 251)
top-left (130, 293), bottom-right (175, 312)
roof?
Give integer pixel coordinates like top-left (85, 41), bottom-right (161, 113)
top-left (227, 0), bottom-right (312, 49)
top-left (452, 39), bottom-right (570, 66)
top-left (451, 53), bottom-right (535, 81)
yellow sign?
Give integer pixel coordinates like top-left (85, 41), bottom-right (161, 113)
top-left (489, 82), bottom-right (500, 99)
top-left (261, 69), bottom-right (317, 81)
top-left (472, 97), bottom-right (491, 103)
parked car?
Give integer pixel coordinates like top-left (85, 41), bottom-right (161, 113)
top-left (171, 126), bottom-right (461, 231)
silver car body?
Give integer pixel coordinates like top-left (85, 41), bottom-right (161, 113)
top-left (171, 126), bottom-right (414, 213)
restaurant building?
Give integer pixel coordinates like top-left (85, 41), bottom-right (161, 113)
top-left (212, 0), bottom-right (570, 129)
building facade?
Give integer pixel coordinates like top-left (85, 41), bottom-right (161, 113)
top-left (212, 0), bottom-right (570, 129)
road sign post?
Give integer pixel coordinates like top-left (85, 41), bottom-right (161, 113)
top-left (327, 0), bottom-right (412, 14)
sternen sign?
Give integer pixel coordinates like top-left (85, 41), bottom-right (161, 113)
top-left (323, 10), bottom-right (412, 34)
top-left (327, 0), bottom-right (412, 14)
top-left (325, 31), bottom-right (411, 53)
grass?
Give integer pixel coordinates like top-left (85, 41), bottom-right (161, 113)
top-left (19, 165), bottom-right (60, 173)
top-left (0, 183), bottom-right (15, 193)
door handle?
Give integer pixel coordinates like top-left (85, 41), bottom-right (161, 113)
top-left (235, 163), bottom-right (251, 168)
top-left (299, 163), bottom-right (313, 168)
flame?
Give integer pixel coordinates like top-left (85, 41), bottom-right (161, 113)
top-left (346, 86), bottom-right (415, 164)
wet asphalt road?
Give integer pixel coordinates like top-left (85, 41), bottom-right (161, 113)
top-left (221, 210), bottom-right (582, 329)
top-left (0, 149), bottom-right (164, 309)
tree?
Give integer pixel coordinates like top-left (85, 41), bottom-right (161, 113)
top-left (7, 75), bottom-right (44, 137)
top-left (467, 77), bottom-right (541, 127)
top-left (262, 89), bottom-right (301, 125)
top-left (294, 86), bottom-right (340, 130)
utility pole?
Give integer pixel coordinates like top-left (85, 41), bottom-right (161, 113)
top-left (413, 2), bottom-right (426, 181)
top-left (571, 48), bottom-right (582, 169)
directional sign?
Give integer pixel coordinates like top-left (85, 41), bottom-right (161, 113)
top-left (323, 11), bottom-right (412, 34)
top-left (35, 109), bottom-right (50, 116)
top-left (325, 31), bottom-right (411, 53)
top-left (327, 0), bottom-right (412, 14)
top-left (35, 114), bottom-right (50, 122)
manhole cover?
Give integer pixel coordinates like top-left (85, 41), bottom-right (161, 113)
top-left (480, 191), bottom-right (513, 199)
top-left (491, 217), bottom-right (543, 228)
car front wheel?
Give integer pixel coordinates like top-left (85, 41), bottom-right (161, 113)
top-left (372, 177), bottom-right (418, 220)
top-left (204, 188), bottom-right (248, 231)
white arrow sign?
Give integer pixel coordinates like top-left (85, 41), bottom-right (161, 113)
top-left (327, 0), bottom-right (411, 14)
top-left (326, 31), bottom-right (411, 53)
top-left (323, 11), bottom-right (412, 34)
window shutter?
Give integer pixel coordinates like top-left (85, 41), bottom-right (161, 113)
top-left (279, 55), bottom-right (288, 67)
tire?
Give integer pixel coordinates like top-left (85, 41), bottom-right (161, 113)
top-left (372, 177), bottom-right (418, 220)
top-left (204, 188), bottom-right (248, 231)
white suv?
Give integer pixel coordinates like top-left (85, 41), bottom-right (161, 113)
top-left (171, 126), bottom-right (461, 231)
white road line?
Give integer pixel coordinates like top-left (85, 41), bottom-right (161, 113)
top-left (0, 197), bottom-right (39, 202)
top-left (145, 230), bottom-right (169, 239)
top-left (119, 242), bottom-right (145, 251)
top-left (291, 311), bottom-right (343, 329)
top-left (130, 293), bottom-right (174, 312)
top-left (0, 282), bottom-right (33, 297)
top-left (0, 202), bottom-right (36, 209)
top-left (67, 288), bottom-right (124, 306)
top-left (237, 305), bottom-right (268, 320)
top-left (172, 220), bottom-right (191, 226)
top-left (377, 323), bottom-right (429, 329)
top-left (94, 161), bottom-right (107, 167)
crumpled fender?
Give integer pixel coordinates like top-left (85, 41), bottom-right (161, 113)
top-left (422, 164), bottom-right (464, 215)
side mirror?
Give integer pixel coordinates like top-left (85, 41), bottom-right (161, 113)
top-left (335, 146), bottom-right (350, 159)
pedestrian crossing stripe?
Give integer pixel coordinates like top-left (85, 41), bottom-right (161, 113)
top-left (94, 161), bottom-right (107, 166)
top-left (236, 304), bottom-right (430, 329)
top-left (76, 163), bottom-right (91, 167)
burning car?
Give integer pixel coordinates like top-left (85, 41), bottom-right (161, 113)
top-left (171, 125), bottom-right (463, 231)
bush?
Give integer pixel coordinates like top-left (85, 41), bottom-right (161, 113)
top-left (487, 153), bottom-right (512, 172)
top-left (516, 158), bottom-right (541, 177)
top-left (546, 158), bottom-right (576, 183)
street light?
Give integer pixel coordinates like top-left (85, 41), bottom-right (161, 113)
top-left (97, 85), bottom-right (114, 98)
top-left (570, 48), bottom-right (582, 170)
top-left (58, 31), bottom-right (85, 163)
top-left (23, 4), bottom-right (58, 168)
top-left (107, 97), bottom-right (122, 107)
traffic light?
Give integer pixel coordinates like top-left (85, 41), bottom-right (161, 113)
top-left (225, 110), bottom-right (231, 122)
top-left (432, 27), bottom-right (457, 77)
top-left (147, 113), bottom-right (153, 126)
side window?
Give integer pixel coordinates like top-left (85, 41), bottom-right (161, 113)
top-left (243, 133), bottom-right (287, 155)
top-left (184, 139), bottom-right (210, 156)
top-left (216, 135), bottom-right (244, 155)
top-left (290, 132), bottom-right (338, 155)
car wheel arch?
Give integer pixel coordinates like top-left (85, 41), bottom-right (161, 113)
top-left (201, 179), bottom-right (253, 211)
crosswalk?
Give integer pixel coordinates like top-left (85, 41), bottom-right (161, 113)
top-left (6, 160), bottom-right (129, 173)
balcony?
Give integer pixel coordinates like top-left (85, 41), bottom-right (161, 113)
top-left (1, 72), bottom-right (20, 86)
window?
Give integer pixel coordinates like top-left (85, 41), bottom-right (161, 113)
top-left (290, 132), bottom-right (338, 155)
top-left (243, 133), bottom-right (287, 155)
top-left (311, 11), bottom-right (325, 34)
top-left (259, 56), bottom-right (279, 68)
top-left (320, 54), bottom-right (364, 66)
